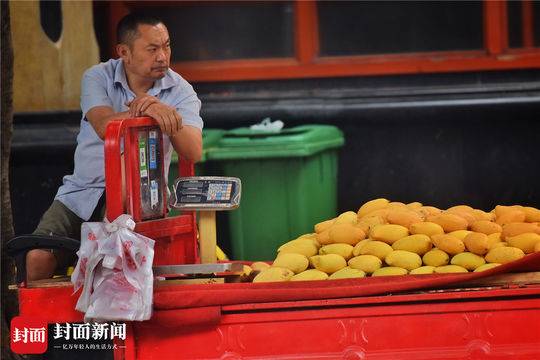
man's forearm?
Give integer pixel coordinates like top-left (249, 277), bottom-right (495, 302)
top-left (87, 108), bottom-right (131, 140)
top-left (170, 126), bottom-right (203, 163)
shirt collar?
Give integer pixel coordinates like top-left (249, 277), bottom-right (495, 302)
top-left (114, 60), bottom-right (176, 95)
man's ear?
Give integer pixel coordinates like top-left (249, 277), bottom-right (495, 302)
top-left (116, 44), bottom-right (130, 60)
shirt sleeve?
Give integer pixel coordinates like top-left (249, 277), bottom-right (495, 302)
top-left (80, 68), bottom-right (113, 118)
top-left (173, 81), bottom-right (204, 130)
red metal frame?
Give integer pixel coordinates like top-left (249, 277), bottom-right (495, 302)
top-left (107, 0), bottom-right (540, 83)
top-left (104, 117), bottom-right (199, 265)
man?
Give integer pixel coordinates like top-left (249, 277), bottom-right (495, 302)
top-left (25, 13), bottom-right (203, 281)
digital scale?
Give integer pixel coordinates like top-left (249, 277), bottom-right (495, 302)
top-left (169, 176), bottom-right (241, 211)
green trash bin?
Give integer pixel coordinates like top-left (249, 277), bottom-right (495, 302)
top-left (207, 125), bottom-right (344, 261)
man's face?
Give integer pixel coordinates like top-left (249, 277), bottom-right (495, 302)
top-left (123, 23), bottom-right (171, 80)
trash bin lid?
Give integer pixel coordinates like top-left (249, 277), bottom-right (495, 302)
top-left (207, 125), bottom-right (344, 160)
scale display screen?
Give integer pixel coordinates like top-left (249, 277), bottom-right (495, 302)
top-left (169, 177), bottom-right (241, 210)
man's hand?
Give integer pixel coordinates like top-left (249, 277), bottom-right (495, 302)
top-left (126, 95), bottom-right (159, 118)
top-left (144, 101), bottom-right (183, 137)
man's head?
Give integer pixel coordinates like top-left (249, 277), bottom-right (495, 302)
top-left (116, 13), bottom-right (171, 81)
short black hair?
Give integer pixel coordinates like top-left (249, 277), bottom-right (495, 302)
top-left (116, 12), bottom-right (163, 46)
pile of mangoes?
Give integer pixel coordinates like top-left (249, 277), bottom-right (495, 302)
top-left (252, 199), bottom-right (540, 282)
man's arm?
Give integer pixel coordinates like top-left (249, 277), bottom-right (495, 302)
top-left (170, 125), bottom-right (202, 163)
top-left (86, 106), bottom-right (131, 140)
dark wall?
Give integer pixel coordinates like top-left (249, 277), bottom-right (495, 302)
top-left (10, 70), bottom-right (540, 235)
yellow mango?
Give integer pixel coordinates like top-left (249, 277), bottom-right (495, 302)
top-left (328, 267), bottom-right (366, 280)
top-left (447, 230), bottom-right (472, 241)
top-left (474, 263), bottom-right (501, 272)
top-left (463, 232), bottom-right (489, 255)
top-left (410, 266), bottom-right (436, 275)
top-left (316, 228), bottom-right (332, 245)
top-left (278, 239), bottom-right (319, 257)
top-left (450, 252), bottom-right (485, 271)
top-left (387, 209), bottom-right (423, 228)
top-left (352, 239), bottom-right (372, 256)
top-left (253, 267), bottom-right (294, 282)
top-left (502, 222), bottom-right (540, 240)
top-left (251, 261), bottom-right (271, 271)
top-left (535, 241), bottom-right (540, 252)
top-left (472, 209), bottom-right (495, 222)
top-left (291, 269), bottom-right (329, 281)
top-left (445, 209), bottom-right (476, 227)
top-left (410, 222), bottom-right (444, 237)
top-left (493, 205), bottom-right (524, 218)
top-left (406, 202), bottom-right (423, 209)
top-left (310, 254), bottom-right (347, 274)
top-left (506, 233), bottom-right (540, 254)
top-left (392, 234), bottom-right (432, 255)
top-left (447, 205), bottom-right (474, 213)
top-left (487, 232), bottom-right (502, 248)
top-left (387, 201), bottom-right (407, 209)
top-left (495, 210), bottom-right (526, 226)
top-left (357, 198), bottom-right (390, 218)
top-left (434, 265), bottom-right (468, 273)
top-left (385, 250), bottom-right (422, 270)
top-left (370, 224), bottom-right (409, 245)
top-left (422, 248), bottom-right (450, 267)
top-left (357, 240), bottom-right (393, 260)
top-left (315, 219), bottom-right (336, 233)
top-left (485, 246), bottom-right (525, 264)
top-left (319, 243), bottom-right (354, 260)
top-left (490, 241), bottom-right (508, 249)
top-left (356, 215), bottom-right (386, 234)
top-left (359, 208), bottom-right (390, 222)
top-left (329, 224), bottom-right (366, 245)
top-left (348, 255), bottom-right (382, 274)
top-left (523, 206), bottom-right (540, 223)
top-left (272, 253), bottom-right (309, 274)
top-left (428, 213), bottom-right (468, 232)
top-left (470, 220), bottom-right (502, 235)
top-left (417, 206), bottom-right (442, 218)
top-left (431, 234), bottom-right (465, 255)
top-left (334, 211), bottom-right (358, 225)
top-left (372, 267), bottom-right (408, 276)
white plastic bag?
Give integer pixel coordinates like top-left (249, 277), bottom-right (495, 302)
top-left (250, 117), bottom-right (284, 132)
top-left (71, 214), bottom-right (155, 322)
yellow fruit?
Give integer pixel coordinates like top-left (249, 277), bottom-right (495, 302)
top-left (472, 209), bottom-right (495, 222)
top-left (474, 263), bottom-right (501, 272)
top-left (470, 220), bottom-right (502, 235)
top-left (495, 210), bottom-right (526, 226)
top-left (523, 206), bottom-right (540, 222)
top-left (360, 208), bottom-right (390, 221)
top-left (450, 252), bottom-right (485, 271)
top-left (485, 246), bottom-right (525, 264)
top-left (272, 253), bottom-right (309, 274)
top-left (385, 250), bottom-right (422, 270)
top-left (487, 232), bottom-right (502, 248)
top-left (417, 206), bottom-right (442, 218)
top-left (447, 205), bottom-right (474, 213)
top-left (253, 267), bottom-right (294, 282)
top-left (335, 211), bottom-right (358, 225)
top-left (447, 230), bottom-right (472, 241)
top-left (506, 233), bottom-right (540, 254)
top-left (251, 262), bottom-right (271, 271)
top-left (356, 215), bottom-right (386, 233)
top-left (348, 255), bottom-right (382, 274)
top-left (278, 239), bottom-right (319, 257)
top-left (316, 228), bottom-right (332, 245)
top-left (387, 202), bottom-right (407, 209)
top-left (428, 213), bottom-right (468, 232)
top-left (410, 266), bottom-right (436, 275)
top-left (501, 222), bottom-right (540, 240)
top-left (463, 232), bottom-right (489, 255)
top-left (357, 198), bottom-right (390, 218)
top-left (242, 265), bottom-right (253, 276)
top-left (410, 222), bottom-right (444, 237)
top-left (329, 224), bottom-right (366, 245)
top-left (315, 219), bottom-right (335, 233)
top-left (328, 267), bottom-right (366, 280)
top-left (406, 202), bottom-right (423, 209)
top-left (358, 240), bottom-right (393, 260)
top-left (493, 205), bottom-right (524, 217)
top-left (431, 234), bottom-right (465, 255)
top-left (445, 209), bottom-right (476, 227)
top-left (372, 267), bottom-right (408, 276)
top-left (392, 234), bottom-right (432, 255)
top-left (310, 254), bottom-right (347, 274)
top-left (370, 224), bottom-right (409, 245)
top-left (386, 209), bottom-right (423, 228)
top-left (535, 241), bottom-right (540, 252)
top-left (422, 249), bottom-right (450, 267)
top-left (434, 265), bottom-right (468, 273)
top-left (352, 239), bottom-right (372, 256)
top-left (290, 269), bottom-right (329, 281)
top-left (319, 243), bottom-right (354, 260)
top-left (490, 241), bottom-right (508, 249)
